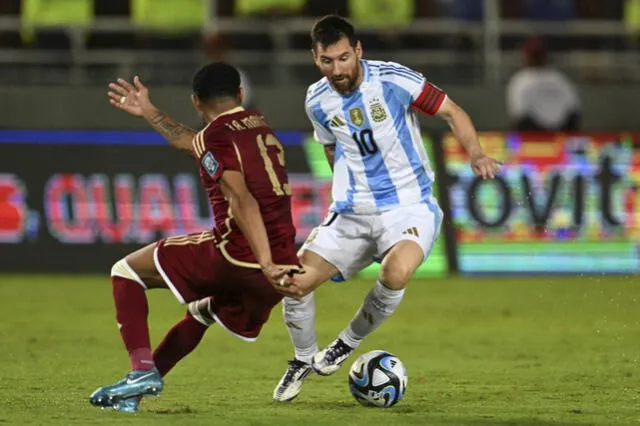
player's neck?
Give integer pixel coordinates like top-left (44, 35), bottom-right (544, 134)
top-left (203, 101), bottom-right (243, 123)
top-left (348, 61), bottom-right (364, 93)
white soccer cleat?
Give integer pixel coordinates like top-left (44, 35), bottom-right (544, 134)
top-left (311, 338), bottom-right (354, 376)
top-left (272, 359), bottom-right (312, 402)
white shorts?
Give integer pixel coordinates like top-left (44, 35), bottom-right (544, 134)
top-left (301, 199), bottom-right (443, 280)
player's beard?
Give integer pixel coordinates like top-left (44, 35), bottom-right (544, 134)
top-left (331, 67), bottom-right (360, 94)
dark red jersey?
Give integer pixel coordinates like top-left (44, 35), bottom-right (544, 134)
top-left (191, 107), bottom-right (297, 268)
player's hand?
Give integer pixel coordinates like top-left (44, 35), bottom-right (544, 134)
top-left (107, 76), bottom-right (155, 118)
top-left (272, 271), bottom-right (314, 300)
top-left (470, 151), bottom-right (503, 179)
top-left (262, 263), bottom-right (302, 289)
top-left (265, 265), bottom-right (307, 297)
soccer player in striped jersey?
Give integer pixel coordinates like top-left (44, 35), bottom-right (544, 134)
top-left (272, 15), bottom-right (502, 402)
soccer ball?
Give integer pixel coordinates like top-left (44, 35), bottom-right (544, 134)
top-left (348, 350), bottom-right (407, 408)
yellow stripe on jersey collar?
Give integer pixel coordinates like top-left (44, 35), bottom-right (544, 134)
top-left (213, 106), bottom-right (245, 122)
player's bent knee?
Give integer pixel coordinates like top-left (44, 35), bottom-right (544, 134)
top-left (110, 258), bottom-right (146, 288)
top-left (379, 241), bottom-right (424, 289)
top-left (188, 298), bottom-right (216, 327)
top-left (379, 265), bottom-right (414, 290)
top-left (379, 256), bottom-right (419, 289)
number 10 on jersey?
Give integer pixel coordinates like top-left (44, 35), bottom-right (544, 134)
top-left (352, 129), bottom-right (379, 156)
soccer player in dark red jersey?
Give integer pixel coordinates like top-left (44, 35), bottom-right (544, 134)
top-left (90, 62), bottom-right (301, 412)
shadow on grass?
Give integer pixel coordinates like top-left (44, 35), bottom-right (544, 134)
top-left (147, 405), bottom-right (197, 415)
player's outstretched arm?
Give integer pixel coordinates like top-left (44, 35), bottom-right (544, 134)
top-left (435, 98), bottom-right (503, 179)
top-left (108, 76), bottom-right (196, 155)
top-left (145, 109), bottom-right (197, 156)
top-left (219, 170), bottom-right (290, 286)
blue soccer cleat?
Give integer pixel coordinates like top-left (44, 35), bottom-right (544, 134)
top-left (89, 368), bottom-right (163, 408)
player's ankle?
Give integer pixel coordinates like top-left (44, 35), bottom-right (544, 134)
top-left (337, 332), bottom-right (360, 350)
top-left (130, 348), bottom-right (155, 371)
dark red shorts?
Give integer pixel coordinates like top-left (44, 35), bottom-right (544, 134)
top-left (154, 231), bottom-right (286, 341)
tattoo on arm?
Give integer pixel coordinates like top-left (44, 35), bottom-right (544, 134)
top-left (148, 111), bottom-right (196, 154)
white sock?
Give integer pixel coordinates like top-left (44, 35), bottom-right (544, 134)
top-left (283, 293), bottom-right (318, 364)
top-left (340, 280), bottom-right (405, 349)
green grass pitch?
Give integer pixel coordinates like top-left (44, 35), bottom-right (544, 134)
top-left (0, 274), bottom-right (638, 425)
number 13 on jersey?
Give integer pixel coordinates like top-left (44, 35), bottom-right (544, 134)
top-left (257, 133), bottom-right (291, 196)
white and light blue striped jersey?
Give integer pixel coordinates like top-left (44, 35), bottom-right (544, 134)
top-left (305, 59), bottom-right (447, 214)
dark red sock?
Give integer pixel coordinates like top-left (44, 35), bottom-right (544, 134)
top-left (112, 276), bottom-right (154, 371)
top-left (153, 311), bottom-right (209, 377)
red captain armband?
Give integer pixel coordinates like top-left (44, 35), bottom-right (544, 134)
top-left (411, 83), bottom-right (447, 116)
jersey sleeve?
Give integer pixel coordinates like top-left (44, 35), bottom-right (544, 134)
top-left (305, 100), bottom-right (337, 146)
top-left (192, 129), bottom-right (242, 182)
top-left (379, 61), bottom-right (447, 116)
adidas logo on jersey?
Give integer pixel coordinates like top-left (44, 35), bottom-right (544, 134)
top-left (402, 227), bottom-right (420, 237)
top-left (329, 116), bottom-right (346, 127)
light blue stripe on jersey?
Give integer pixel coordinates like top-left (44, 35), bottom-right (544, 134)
top-left (311, 101), bottom-right (330, 131)
top-left (342, 91), bottom-right (399, 208)
top-left (382, 82), bottom-right (432, 200)
top-left (332, 142), bottom-right (355, 213)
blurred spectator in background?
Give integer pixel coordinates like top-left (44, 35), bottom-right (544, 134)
top-left (203, 33), bottom-right (254, 109)
top-left (506, 37), bottom-right (581, 132)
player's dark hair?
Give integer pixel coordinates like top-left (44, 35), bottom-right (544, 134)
top-left (192, 62), bottom-right (241, 103)
top-left (311, 15), bottom-right (357, 50)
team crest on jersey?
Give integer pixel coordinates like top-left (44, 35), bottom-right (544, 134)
top-left (369, 102), bottom-right (387, 123)
top-left (349, 107), bottom-right (365, 127)
top-left (201, 151), bottom-right (219, 176)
